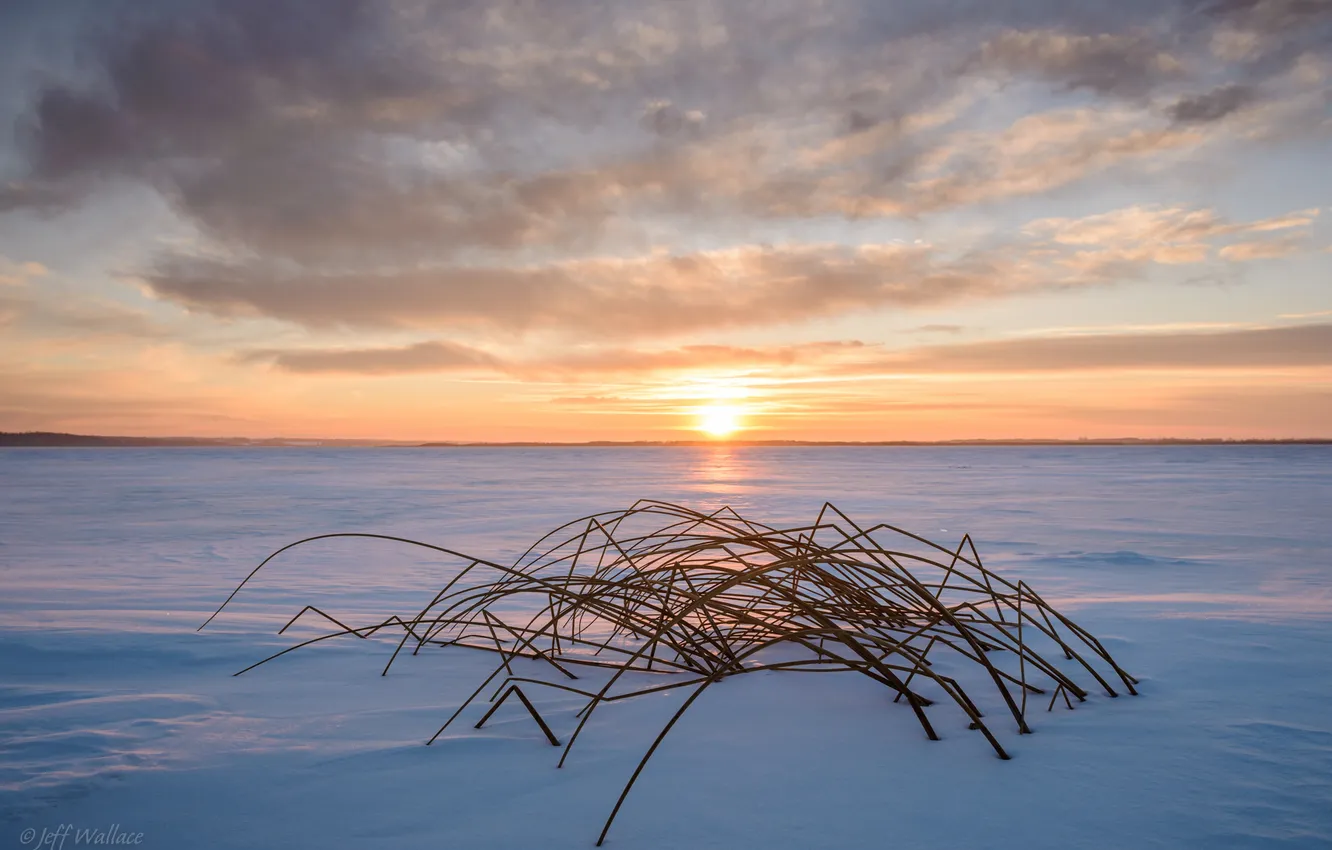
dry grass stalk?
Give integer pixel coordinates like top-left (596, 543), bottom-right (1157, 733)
top-left (202, 500), bottom-right (1139, 845)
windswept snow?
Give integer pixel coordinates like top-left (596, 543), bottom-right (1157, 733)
top-left (1, 447), bottom-right (1329, 848)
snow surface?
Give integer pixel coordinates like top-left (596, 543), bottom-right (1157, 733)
top-left (1, 446), bottom-right (1330, 849)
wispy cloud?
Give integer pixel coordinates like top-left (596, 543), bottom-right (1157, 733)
top-left (1168, 84), bottom-right (1256, 124)
top-left (245, 323), bottom-right (1332, 379)
top-left (978, 28), bottom-right (1181, 96)
top-left (145, 203), bottom-right (1321, 336)
top-left (0, 291), bottom-right (166, 339)
top-left (0, 257), bottom-right (48, 287)
top-left (1278, 309), bottom-right (1332, 319)
top-left (874, 323), bottom-right (1332, 374)
top-left (1218, 237), bottom-right (1307, 261)
top-left (146, 243), bottom-right (1027, 335)
top-left (1024, 204), bottom-right (1319, 273)
top-left (244, 340), bottom-right (870, 377)
top-left (240, 340), bottom-right (501, 375)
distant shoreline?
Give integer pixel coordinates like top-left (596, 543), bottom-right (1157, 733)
top-left (2, 431), bottom-right (1330, 448)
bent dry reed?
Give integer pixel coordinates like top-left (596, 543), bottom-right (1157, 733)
top-left (202, 500), bottom-right (1139, 845)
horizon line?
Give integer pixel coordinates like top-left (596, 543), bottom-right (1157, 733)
top-left (2, 431), bottom-right (1331, 448)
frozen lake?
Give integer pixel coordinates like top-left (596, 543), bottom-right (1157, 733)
top-left (1, 447), bottom-right (1330, 848)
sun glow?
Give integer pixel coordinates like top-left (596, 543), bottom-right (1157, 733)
top-left (697, 404), bottom-right (742, 438)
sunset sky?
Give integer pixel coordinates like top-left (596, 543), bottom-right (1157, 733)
top-left (0, 0), bottom-right (1329, 441)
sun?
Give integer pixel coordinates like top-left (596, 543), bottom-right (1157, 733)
top-left (697, 404), bottom-right (742, 438)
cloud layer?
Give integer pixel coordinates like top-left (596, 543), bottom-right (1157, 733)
top-left (244, 323), bottom-right (1332, 378)
top-left (5, 1), bottom-right (1327, 269)
top-left (1, 0), bottom-right (1329, 437)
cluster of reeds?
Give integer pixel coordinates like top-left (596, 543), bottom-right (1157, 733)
top-left (201, 500), bottom-right (1138, 845)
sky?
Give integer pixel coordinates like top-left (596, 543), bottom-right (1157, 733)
top-left (0, 0), bottom-right (1329, 441)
